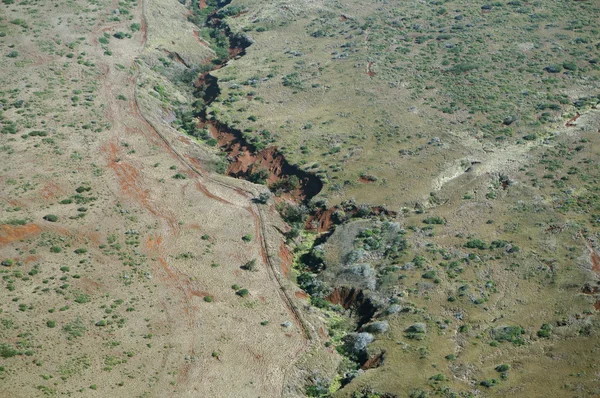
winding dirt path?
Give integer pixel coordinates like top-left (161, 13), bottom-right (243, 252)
top-left (86, 0), bottom-right (316, 395)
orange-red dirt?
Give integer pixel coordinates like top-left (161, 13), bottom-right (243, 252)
top-left (586, 240), bottom-right (600, 275)
top-left (0, 224), bottom-right (42, 246)
top-left (279, 242), bottom-right (293, 278)
top-left (361, 351), bottom-right (385, 370)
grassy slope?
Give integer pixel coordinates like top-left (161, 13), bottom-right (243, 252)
top-left (210, 0), bottom-right (600, 207)
top-left (199, 0), bottom-right (600, 396)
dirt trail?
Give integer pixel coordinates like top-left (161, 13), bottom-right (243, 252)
top-left (89, 0), bottom-right (316, 394)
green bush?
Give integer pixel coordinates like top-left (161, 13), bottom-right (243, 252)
top-left (464, 239), bottom-right (488, 250)
top-left (448, 63), bottom-right (478, 74)
top-left (0, 344), bottom-right (20, 358)
top-left (537, 323), bottom-right (552, 338)
top-left (236, 288), bottom-right (249, 297)
top-left (422, 270), bottom-right (436, 279)
top-left (423, 216), bottom-right (445, 225)
top-left (43, 214), bottom-right (58, 222)
top-left (480, 379), bottom-right (499, 388)
top-left (1, 259), bottom-right (14, 267)
top-left (491, 325), bottom-right (525, 345)
top-left (242, 259), bottom-right (256, 271)
top-left (545, 64), bottom-right (562, 73)
top-left (495, 364), bottom-right (510, 372)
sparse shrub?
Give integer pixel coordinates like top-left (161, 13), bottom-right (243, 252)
top-left (1, 259), bottom-right (14, 267)
top-left (242, 259), bottom-right (257, 271)
top-left (43, 214), bottom-right (58, 222)
top-left (342, 332), bottom-right (374, 357)
top-left (480, 379), bottom-right (498, 388)
top-left (236, 288), bottom-right (249, 297)
top-left (204, 296), bottom-right (213, 302)
top-left (63, 317), bottom-right (87, 339)
top-left (242, 234), bottom-right (252, 242)
top-left (363, 321), bottom-right (389, 334)
top-left (544, 64), bottom-right (562, 73)
top-left (537, 323), bottom-right (552, 338)
top-left (491, 325), bottom-right (525, 345)
top-left (423, 216), bottom-right (445, 225)
top-left (495, 364), bottom-right (510, 372)
top-left (253, 192), bottom-right (270, 204)
top-left (405, 323), bottom-right (427, 340)
top-left (422, 270), bottom-right (436, 279)
top-left (464, 239), bottom-right (488, 250)
top-left (0, 344), bottom-right (20, 358)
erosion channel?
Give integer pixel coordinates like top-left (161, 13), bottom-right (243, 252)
top-left (187, 6), bottom-right (323, 203)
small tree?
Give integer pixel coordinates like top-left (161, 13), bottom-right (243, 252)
top-left (43, 214), bottom-right (58, 222)
top-left (242, 259), bottom-right (257, 271)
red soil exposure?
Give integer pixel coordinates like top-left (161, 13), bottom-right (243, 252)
top-left (295, 290), bottom-right (308, 299)
top-left (190, 290), bottom-right (210, 298)
top-left (326, 286), bottom-right (377, 327)
top-left (305, 208), bottom-right (334, 232)
top-left (361, 351), bottom-right (385, 370)
top-left (207, 121), bottom-right (323, 202)
top-left (279, 242), bottom-right (293, 278)
top-left (22, 255), bottom-right (40, 264)
top-left (585, 240), bottom-right (600, 275)
top-left (162, 49), bottom-right (190, 68)
top-left (367, 62), bottom-right (376, 77)
top-left (359, 176), bottom-right (375, 184)
top-left (306, 205), bottom-right (397, 233)
top-left (0, 224), bottom-right (42, 246)
top-left (140, 15), bottom-right (147, 46)
top-left (78, 276), bottom-right (103, 294)
top-left (199, 0), bottom-right (207, 9)
top-left (565, 112), bottom-right (581, 127)
top-left (40, 180), bottom-right (62, 199)
top-left (194, 180), bottom-right (233, 205)
top-left (103, 141), bottom-right (179, 231)
top-left (340, 14), bottom-right (349, 21)
top-left (318, 327), bottom-right (327, 339)
top-left (595, 301), bottom-right (600, 311)
top-left (246, 206), bottom-right (269, 265)
top-left (193, 30), bottom-right (210, 47)
top-left (228, 46), bottom-right (244, 58)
